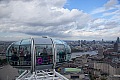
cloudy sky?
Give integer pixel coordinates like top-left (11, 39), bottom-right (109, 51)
top-left (0, 0), bottom-right (120, 41)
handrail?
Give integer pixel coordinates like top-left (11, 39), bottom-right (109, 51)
top-left (16, 70), bottom-right (29, 80)
top-left (31, 38), bottom-right (36, 73)
top-left (55, 71), bottom-right (69, 80)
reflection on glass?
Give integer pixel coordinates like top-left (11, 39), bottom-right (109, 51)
top-left (36, 44), bottom-right (53, 65)
top-left (6, 38), bottom-right (71, 69)
top-left (8, 44), bottom-right (31, 66)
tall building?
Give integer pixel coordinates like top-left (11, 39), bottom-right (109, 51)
top-left (102, 39), bottom-right (104, 43)
top-left (98, 46), bottom-right (104, 57)
top-left (78, 40), bottom-right (81, 46)
top-left (114, 42), bottom-right (118, 52)
top-left (116, 37), bottom-right (120, 43)
top-left (92, 40), bottom-right (96, 44)
top-left (114, 37), bottom-right (120, 53)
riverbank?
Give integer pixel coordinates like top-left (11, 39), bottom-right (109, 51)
top-left (71, 51), bottom-right (98, 59)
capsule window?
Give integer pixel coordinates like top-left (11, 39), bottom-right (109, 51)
top-left (35, 44), bottom-right (53, 65)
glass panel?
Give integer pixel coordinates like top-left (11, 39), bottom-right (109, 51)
top-left (20, 39), bottom-right (31, 45)
top-left (65, 45), bottom-right (71, 61)
top-left (56, 44), bottom-right (66, 62)
top-left (35, 44), bottom-right (53, 65)
top-left (8, 44), bottom-right (19, 66)
top-left (14, 41), bottom-right (21, 45)
top-left (7, 44), bottom-right (31, 66)
top-left (19, 45), bottom-right (31, 66)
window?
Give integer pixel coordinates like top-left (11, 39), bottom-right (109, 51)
top-left (35, 44), bottom-right (53, 65)
top-left (56, 44), bottom-right (66, 62)
top-left (7, 44), bottom-right (31, 66)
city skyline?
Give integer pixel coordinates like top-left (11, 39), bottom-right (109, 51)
top-left (0, 0), bottom-right (120, 41)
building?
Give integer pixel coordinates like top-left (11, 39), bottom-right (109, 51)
top-left (94, 61), bottom-right (120, 80)
top-left (98, 46), bottom-right (104, 58)
top-left (116, 37), bottom-right (120, 43)
top-left (114, 37), bottom-right (120, 53)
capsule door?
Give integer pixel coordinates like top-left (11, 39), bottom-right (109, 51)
top-left (35, 44), bottom-right (54, 70)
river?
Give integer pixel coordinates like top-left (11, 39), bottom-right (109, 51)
top-left (71, 51), bottom-right (98, 59)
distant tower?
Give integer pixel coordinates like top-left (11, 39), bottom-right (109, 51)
top-left (116, 37), bottom-right (120, 43)
top-left (81, 40), bottom-right (83, 47)
top-left (98, 46), bottom-right (104, 57)
top-left (92, 40), bottom-right (95, 44)
top-left (78, 40), bottom-right (80, 46)
top-left (102, 39), bottom-right (104, 43)
top-left (114, 42), bottom-right (118, 52)
top-left (114, 37), bottom-right (120, 52)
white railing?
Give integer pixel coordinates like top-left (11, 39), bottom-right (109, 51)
top-left (16, 70), bottom-right (69, 80)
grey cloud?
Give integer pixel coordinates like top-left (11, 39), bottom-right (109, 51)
top-left (1, 0), bottom-right (119, 40)
top-left (0, 0), bottom-right (90, 39)
top-left (89, 18), bottom-right (120, 31)
top-left (0, 3), bottom-right (10, 18)
top-left (25, 31), bottom-right (71, 38)
top-left (104, 0), bottom-right (118, 9)
top-left (104, 21), bottom-right (119, 29)
top-left (91, 0), bottom-right (119, 15)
